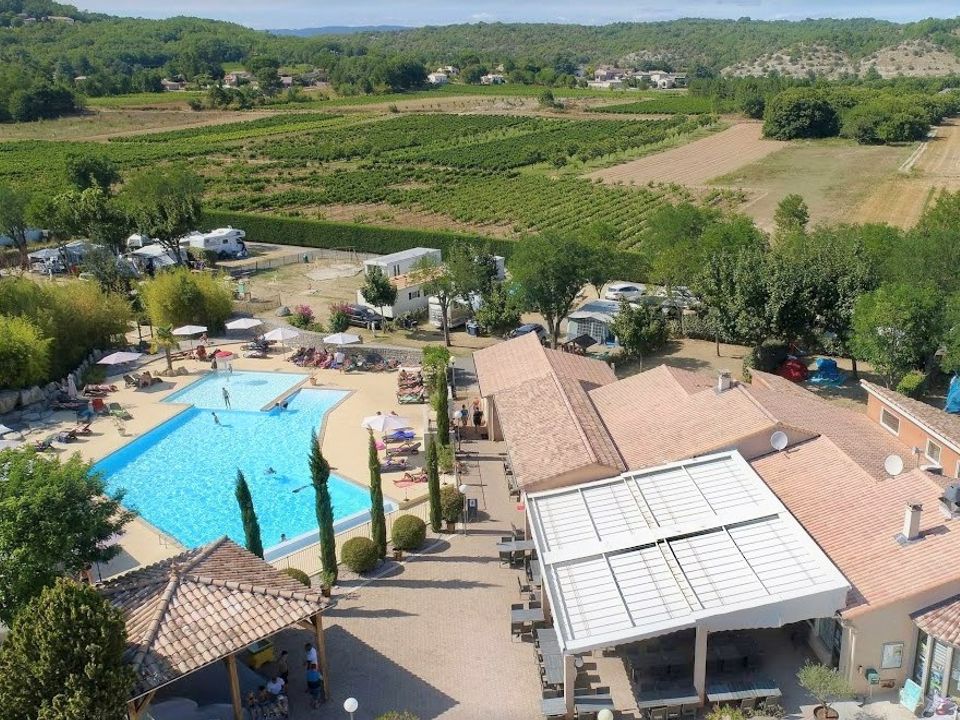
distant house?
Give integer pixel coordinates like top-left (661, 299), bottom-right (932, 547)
top-left (427, 72), bottom-right (449, 85)
top-left (356, 247), bottom-right (443, 319)
top-left (44, 15), bottom-right (75, 23)
top-left (586, 79), bottom-right (625, 90)
top-left (862, 380), bottom-right (960, 477)
top-left (480, 73), bottom-right (505, 85)
top-left (437, 65), bottom-right (459, 76)
top-left (223, 71), bottom-right (253, 88)
top-left (647, 71), bottom-right (688, 89)
top-left (280, 75), bottom-right (294, 88)
top-left (160, 78), bottom-right (187, 92)
top-left (594, 65), bottom-right (623, 82)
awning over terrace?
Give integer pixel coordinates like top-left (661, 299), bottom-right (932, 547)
top-left (526, 450), bottom-right (850, 657)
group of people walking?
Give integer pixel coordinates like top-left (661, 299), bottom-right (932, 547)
top-left (455, 398), bottom-right (484, 430)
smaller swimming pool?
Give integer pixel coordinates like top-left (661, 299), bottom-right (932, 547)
top-left (164, 370), bottom-right (307, 411)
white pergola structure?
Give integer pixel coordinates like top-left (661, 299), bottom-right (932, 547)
top-left (526, 451), bottom-right (850, 718)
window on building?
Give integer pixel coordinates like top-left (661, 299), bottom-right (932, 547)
top-left (926, 439), bottom-right (942, 465)
top-left (814, 617), bottom-right (842, 668)
top-left (929, 639), bottom-right (951, 696)
top-left (913, 630), bottom-right (929, 686)
top-left (880, 408), bottom-right (901, 435)
top-left (408, 291), bottom-right (420, 300)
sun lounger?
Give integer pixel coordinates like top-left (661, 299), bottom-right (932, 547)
top-left (91, 398), bottom-right (107, 414)
top-left (75, 421), bottom-right (92, 435)
top-left (108, 403), bottom-right (132, 420)
top-left (380, 457), bottom-right (408, 472)
top-left (384, 429), bottom-right (416, 443)
top-left (397, 392), bottom-right (426, 405)
top-left (123, 374), bottom-right (139, 388)
top-left (386, 441), bottom-right (421, 457)
top-left (55, 430), bottom-right (77, 443)
top-left (399, 470), bottom-right (428, 484)
top-left (33, 436), bottom-right (54, 451)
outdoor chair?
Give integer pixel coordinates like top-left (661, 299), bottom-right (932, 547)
top-left (681, 704), bottom-right (697, 720)
top-left (650, 707), bottom-right (668, 720)
top-left (499, 549), bottom-right (513, 567)
top-left (518, 575), bottom-right (533, 597)
top-left (667, 705), bottom-right (681, 720)
top-left (594, 687), bottom-right (610, 695)
top-left (542, 689), bottom-right (559, 699)
top-left (740, 698), bottom-right (756, 712)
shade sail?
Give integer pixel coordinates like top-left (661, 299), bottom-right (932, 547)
top-left (226, 318), bottom-right (263, 331)
top-left (323, 332), bottom-right (361, 346)
top-left (526, 450), bottom-right (851, 654)
top-left (98, 351), bottom-right (143, 365)
top-left (264, 327), bottom-right (300, 342)
top-left (172, 325), bottom-right (207, 336)
top-left (361, 414), bottom-right (411, 433)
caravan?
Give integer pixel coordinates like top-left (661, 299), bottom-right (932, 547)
top-left (183, 227), bottom-right (247, 259)
top-left (429, 296), bottom-right (471, 329)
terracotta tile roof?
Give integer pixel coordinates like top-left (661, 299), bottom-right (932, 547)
top-left (862, 380), bottom-right (960, 454)
top-left (589, 366), bottom-right (778, 470)
top-left (495, 372), bottom-right (624, 489)
top-left (913, 594), bottom-right (960, 645)
top-left (99, 537), bottom-right (325, 700)
top-left (752, 436), bottom-right (954, 616)
top-left (474, 333), bottom-right (616, 398)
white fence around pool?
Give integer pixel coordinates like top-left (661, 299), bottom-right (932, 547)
top-left (269, 500), bottom-right (432, 577)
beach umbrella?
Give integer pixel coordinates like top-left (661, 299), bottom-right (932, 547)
top-left (172, 325), bottom-right (207, 337)
top-left (323, 332), bottom-right (361, 346)
top-left (264, 326), bottom-right (299, 350)
top-left (213, 350), bottom-right (234, 359)
top-left (0, 424), bottom-right (14, 436)
top-left (98, 351), bottom-right (143, 366)
top-left (67, 374), bottom-right (78, 399)
top-left (226, 318), bottom-right (262, 331)
top-left (361, 414), bottom-right (411, 433)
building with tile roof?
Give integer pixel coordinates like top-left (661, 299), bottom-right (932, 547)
top-left (99, 537), bottom-right (329, 719)
top-left (473, 337), bottom-right (960, 698)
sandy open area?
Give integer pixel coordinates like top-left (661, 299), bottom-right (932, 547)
top-left (584, 122), bottom-right (783, 186)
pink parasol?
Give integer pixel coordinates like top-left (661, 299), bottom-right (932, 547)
top-left (213, 350), bottom-right (235, 359)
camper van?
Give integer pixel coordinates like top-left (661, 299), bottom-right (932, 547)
top-left (126, 234), bottom-right (157, 250)
top-left (429, 296), bottom-right (471, 329)
top-left (183, 227), bottom-right (247, 259)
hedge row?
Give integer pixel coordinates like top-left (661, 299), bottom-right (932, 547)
top-left (201, 209), bottom-right (647, 278)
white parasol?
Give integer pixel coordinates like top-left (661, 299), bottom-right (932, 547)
top-left (323, 332), bottom-right (361, 346)
top-left (67, 374), bottom-right (78, 399)
top-left (226, 318), bottom-right (263, 331)
top-left (263, 326), bottom-right (300, 349)
top-left (98, 351), bottom-right (143, 366)
top-left (172, 325), bottom-right (207, 336)
top-left (361, 414), bottom-right (411, 433)
top-left (0, 424), bottom-right (14, 436)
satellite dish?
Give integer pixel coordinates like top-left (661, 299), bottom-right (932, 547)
top-left (770, 431), bottom-right (788, 452)
top-left (884, 454), bottom-right (905, 477)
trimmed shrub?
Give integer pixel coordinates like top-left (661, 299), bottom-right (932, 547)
top-left (896, 370), bottom-right (926, 399)
top-left (141, 267), bottom-right (232, 331)
top-left (746, 340), bottom-right (790, 374)
top-left (282, 567), bottom-right (312, 587)
top-left (341, 536), bottom-right (379, 573)
top-left (439, 484), bottom-right (464, 524)
top-left (391, 514), bottom-right (427, 551)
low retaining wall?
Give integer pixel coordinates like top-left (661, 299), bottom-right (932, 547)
top-left (261, 320), bottom-right (425, 366)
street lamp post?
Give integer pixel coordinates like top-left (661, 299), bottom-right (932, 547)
top-left (459, 483), bottom-right (468, 536)
top-left (344, 697), bottom-right (359, 720)
top-left (449, 357), bottom-right (457, 400)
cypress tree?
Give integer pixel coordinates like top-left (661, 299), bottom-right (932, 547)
top-left (310, 434), bottom-right (338, 587)
top-left (368, 430), bottom-right (387, 559)
top-left (234, 470), bottom-right (264, 558)
top-left (426, 435), bottom-right (442, 533)
top-left (435, 369), bottom-right (450, 446)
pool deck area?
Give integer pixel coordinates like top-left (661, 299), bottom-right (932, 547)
top-left (29, 342), bottom-right (429, 578)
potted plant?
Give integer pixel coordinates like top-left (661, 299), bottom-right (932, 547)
top-left (391, 515), bottom-right (426, 559)
top-left (439, 484), bottom-right (464, 532)
top-left (319, 570), bottom-right (335, 597)
top-left (797, 662), bottom-right (852, 720)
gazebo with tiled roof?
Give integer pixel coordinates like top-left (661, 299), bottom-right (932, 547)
top-left (99, 536), bottom-right (329, 720)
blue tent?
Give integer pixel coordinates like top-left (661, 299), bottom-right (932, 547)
top-left (946, 375), bottom-right (960, 414)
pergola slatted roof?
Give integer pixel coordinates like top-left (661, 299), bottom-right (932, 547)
top-left (527, 451), bottom-right (851, 654)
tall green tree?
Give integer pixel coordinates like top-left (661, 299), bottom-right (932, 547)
top-left (359, 266), bottom-right (397, 336)
top-left (426, 436), bottom-right (442, 533)
top-left (65, 153), bottom-right (120, 193)
top-left (694, 246), bottom-right (770, 355)
top-left (435, 368), bottom-right (450, 446)
top-left (234, 470), bottom-right (264, 559)
top-left (151, 325), bottom-right (180, 374)
top-left (0, 578), bottom-right (134, 720)
top-left (120, 164), bottom-right (203, 265)
top-left (475, 282), bottom-right (522, 337)
top-left (310, 434), bottom-right (338, 588)
top-left (367, 431), bottom-right (387, 559)
top-left (610, 300), bottom-right (668, 370)
top-left (0, 184), bottom-right (33, 267)
top-left (583, 222), bottom-right (622, 297)
top-left (0, 450), bottom-right (133, 624)
top-left (509, 231), bottom-right (593, 348)
top-left (851, 283), bottom-right (945, 388)
top-left (410, 256), bottom-right (456, 346)
top-left (774, 194), bottom-right (810, 239)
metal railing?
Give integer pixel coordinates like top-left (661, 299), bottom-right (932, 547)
top-left (270, 499), bottom-right (432, 577)
top-left (225, 247), bottom-right (376, 276)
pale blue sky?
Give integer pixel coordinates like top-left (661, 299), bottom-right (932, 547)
top-left (73, 1), bottom-right (960, 30)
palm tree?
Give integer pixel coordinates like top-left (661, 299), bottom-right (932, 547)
top-left (151, 325), bottom-right (179, 373)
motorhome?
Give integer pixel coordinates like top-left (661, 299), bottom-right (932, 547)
top-left (429, 296), bottom-right (471, 329)
top-left (183, 227), bottom-right (247, 259)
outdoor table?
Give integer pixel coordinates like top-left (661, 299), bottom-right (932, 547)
top-left (575, 694), bottom-right (614, 713)
top-left (528, 559), bottom-right (543, 586)
top-left (709, 641), bottom-right (744, 670)
top-left (635, 687), bottom-right (699, 709)
top-left (541, 652), bottom-right (564, 686)
top-left (707, 678), bottom-right (769, 703)
top-left (537, 627), bottom-right (558, 645)
top-left (541, 697), bottom-right (566, 717)
top-left (512, 607), bottom-right (546, 624)
top-left (496, 539), bottom-right (536, 553)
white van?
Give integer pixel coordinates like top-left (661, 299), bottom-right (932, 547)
top-left (126, 233), bottom-right (156, 250)
top-left (183, 227), bottom-right (247, 259)
top-left (429, 296), bottom-right (471, 329)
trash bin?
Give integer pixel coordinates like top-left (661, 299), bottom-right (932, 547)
top-left (465, 320), bottom-right (479, 337)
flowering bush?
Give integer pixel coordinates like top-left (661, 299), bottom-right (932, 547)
top-left (328, 303), bottom-right (350, 333)
top-left (290, 304), bottom-right (315, 329)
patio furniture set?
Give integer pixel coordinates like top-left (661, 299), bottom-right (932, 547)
top-left (538, 629), bottom-right (614, 719)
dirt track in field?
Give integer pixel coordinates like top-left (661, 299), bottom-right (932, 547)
top-left (854, 119), bottom-right (960, 228)
top-left (583, 122), bottom-right (783, 186)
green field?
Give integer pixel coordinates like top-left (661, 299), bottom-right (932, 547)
top-left (0, 109), bottom-right (709, 249)
top-left (591, 95), bottom-right (714, 115)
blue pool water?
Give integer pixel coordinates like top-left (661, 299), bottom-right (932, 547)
top-left (95, 371), bottom-right (388, 557)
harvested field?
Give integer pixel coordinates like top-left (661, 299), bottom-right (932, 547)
top-left (584, 122), bottom-right (782, 186)
top-left (297, 203), bottom-right (517, 238)
top-left (853, 120), bottom-right (960, 228)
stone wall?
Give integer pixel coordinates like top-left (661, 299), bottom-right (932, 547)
top-left (0, 348), bottom-right (107, 427)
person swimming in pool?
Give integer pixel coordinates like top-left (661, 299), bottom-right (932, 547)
top-left (265, 467), bottom-right (276, 475)
top-left (212, 412), bottom-right (220, 426)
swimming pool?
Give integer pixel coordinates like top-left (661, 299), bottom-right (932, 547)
top-left (95, 371), bottom-right (391, 558)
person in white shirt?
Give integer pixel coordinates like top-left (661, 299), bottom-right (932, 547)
top-left (304, 642), bottom-right (318, 668)
top-left (266, 675), bottom-right (285, 697)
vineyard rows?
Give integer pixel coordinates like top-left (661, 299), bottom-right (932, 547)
top-left (591, 96), bottom-right (714, 115)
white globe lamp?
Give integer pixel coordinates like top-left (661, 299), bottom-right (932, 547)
top-left (344, 697), bottom-right (359, 719)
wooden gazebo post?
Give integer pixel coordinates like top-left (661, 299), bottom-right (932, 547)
top-left (224, 653), bottom-right (244, 720)
top-left (126, 691), bottom-right (156, 720)
top-left (312, 611), bottom-right (331, 696)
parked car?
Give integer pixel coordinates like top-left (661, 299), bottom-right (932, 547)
top-left (604, 282), bottom-right (646, 301)
top-left (509, 323), bottom-right (547, 343)
top-left (344, 304), bottom-right (384, 330)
